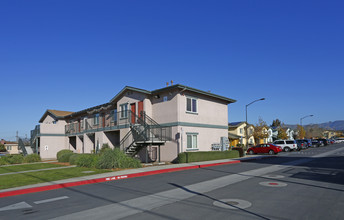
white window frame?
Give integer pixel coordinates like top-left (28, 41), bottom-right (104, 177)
top-left (186, 96), bottom-right (198, 114)
top-left (186, 132), bottom-right (198, 150)
top-left (120, 104), bottom-right (128, 119)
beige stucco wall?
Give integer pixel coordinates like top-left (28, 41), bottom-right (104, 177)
top-left (40, 136), bottom-right (68, 159)
top-left (40, 114), bottom-right (67, 134)
top-left (158, 126), bottom-right (228, 162)
top-left (151, 89), bottom-right (179, 124)
top-left (178, 92), bottom-right (228, 126)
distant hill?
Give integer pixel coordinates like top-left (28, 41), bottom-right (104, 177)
top-left (285, 120), bottom-right (344, 131)
top-left (317, 120), bottom-right (344, 131)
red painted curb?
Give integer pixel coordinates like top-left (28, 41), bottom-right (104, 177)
top-left (0, 157), bottom-right (266, 198)
top-left (0, 165), bottom-right (200, 198)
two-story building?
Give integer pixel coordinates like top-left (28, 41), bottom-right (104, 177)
top-left (31, 84), bottom-right (236, 162)
top-left (228, 122), bottom-right (255, 147)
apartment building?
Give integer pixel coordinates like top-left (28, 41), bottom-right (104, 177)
top-left (31, 84), bottom-right (236, 162)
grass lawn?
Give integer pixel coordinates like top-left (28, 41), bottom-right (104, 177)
top-left (0, 163), bottom-right (65, 174)
top-left (0, 167), bottom-right (112, 190)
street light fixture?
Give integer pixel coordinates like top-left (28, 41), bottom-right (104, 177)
top-left (245, 98), bottom-right (265, 149)
top-left (300, 114), bottom-right (314, 138)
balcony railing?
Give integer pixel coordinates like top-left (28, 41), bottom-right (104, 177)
top-left (65, 110), bottom-right (141, 135)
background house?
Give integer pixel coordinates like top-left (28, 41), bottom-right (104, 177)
top-left (0, 139), bottom-right (20, 154)
top-left (228, 122), bottom-right (255, 147)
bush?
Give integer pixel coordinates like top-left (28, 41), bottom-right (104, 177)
top-left (178, 151), bottom-right (240, 163)
top-left (99, 143), bottom-right (110, 155)
top-left (76, 154), bottom-right (99, 168)
top-left (57, 149), bottom-right (74, 162)
top-left (69, 154), bottom-right (80, 165)
top-left (0, 157), bottom-right (9, 165)
top-left (0, 144), bottom-right (7, 152)
top-left (96, 148), bottom-right (141, 169)
top-left (2, 154), bottom-right (24, 164)
top-left (23, 154), bottom-right (41, 163)
top-left (232, 147), bottom-right (244, 157)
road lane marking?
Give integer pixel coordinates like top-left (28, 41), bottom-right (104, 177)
top-left (34, 196), bottom-right (69, 204)
top-left (0, 202), bottom-right (32, 212)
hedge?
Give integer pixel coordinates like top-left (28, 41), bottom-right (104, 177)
top-left (96, 148), bottom-right (141, 169)
top-left (178, 150), bottom-right (240, 163)
top-left (75, 154), bottom-right (99, 168)
top-left (23, 154), bottom-right (41, 163)
top-left (57, 150), bottom-right (74, 162)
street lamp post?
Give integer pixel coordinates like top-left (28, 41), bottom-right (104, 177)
top-left (245, 98), bottom-right (265, 151)
top-left (300, 114), bottom-right (314, 139)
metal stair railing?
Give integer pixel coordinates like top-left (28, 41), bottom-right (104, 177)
top-left (117, 110), bottom-right (170, 156)
top-left (18, 138), bottom-right (28, 156)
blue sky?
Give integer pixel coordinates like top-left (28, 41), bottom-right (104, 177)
top-left (1, 0), bottom-right (343, 140)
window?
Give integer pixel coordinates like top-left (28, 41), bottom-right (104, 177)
top-left (239, 128), bottom-right (243, 134)
top-left (163, 96), bottom-right (168, 102)
top-left (186, 133), bottom-right (198, 149)
top-left (94, 114), bottom-right (99, 125)
top-left (120, 104), bottom-right (128, 118)
top-left (186, 97), bottom-right (197, 113)
top-left (6, 146), bottom-right (12, 151)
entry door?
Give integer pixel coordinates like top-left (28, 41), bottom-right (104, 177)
top-left (131, 103), bottom-right (136, 124)
top-left (138, 101), bottom-right (144, 118)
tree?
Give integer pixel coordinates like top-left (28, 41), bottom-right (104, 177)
top-left (271, 119), bottom-right (282, 128)
top-left (0, 144), bottom-right (7, 152)
top-left (297, 125), bottom-right (306, 139)
top-left (253, 118), bottom-right (269, 144)
top-left (277, 127), bottom-right (288, 140)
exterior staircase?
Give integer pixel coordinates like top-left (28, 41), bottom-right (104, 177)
top-left (118, 111), bottom-right (171, 157)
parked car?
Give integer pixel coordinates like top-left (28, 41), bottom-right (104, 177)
top-left (247, 144), bottom-right (282, 155)
top-left (303, 139), bottom-right (312, 148)
top-left (295, 139), bottom-right (308, 150)
top-left (317, 138), bottom-right (328, 146)
top-left (273, 140), bottom-right (298, 152)
top-left (311, 139), bottom-right (321, 147)
top-left (335, 138), bottom-right (344, 143)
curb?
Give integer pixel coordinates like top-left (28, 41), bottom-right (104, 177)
top-left (0, 156), bottom-right (271, 198)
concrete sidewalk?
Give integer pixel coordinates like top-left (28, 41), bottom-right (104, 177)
top-left (0, 155), bottom-right (272, 198)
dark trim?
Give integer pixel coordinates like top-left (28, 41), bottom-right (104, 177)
top-left (159, 122), bottom-right (228, 129)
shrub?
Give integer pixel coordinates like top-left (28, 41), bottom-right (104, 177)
top-left (69, 154), bottom-right (80, 165)
top-left (57, 150), bottom-right (74, 162)
top-left (76, 154), bottom-right (99, 168)
top-left (2, 154), bottom-right (24, 164)
top-left (96, 148), bottom-right (141, 169)
top-left (178, 150), bottom-right (240, 163)
top-left (23, 154), bottom-right (41, 163)
top-left (0, 157), bottom-right (9, 165)
top-left (99, 143), bottom-right (110, 155)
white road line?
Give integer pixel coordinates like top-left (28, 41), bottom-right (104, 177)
top-left (34, 196), bottom-right (69, 204)
top-left (0, 202), bottom-right (32, 212)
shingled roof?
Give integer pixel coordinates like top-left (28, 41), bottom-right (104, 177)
top-left (39, 109), bottom-right (74, 123)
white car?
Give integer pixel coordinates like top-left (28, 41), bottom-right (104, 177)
top-left (335, 138), bottom-right (344, 143)
top-left (273, 140), bottom-right (298, 152)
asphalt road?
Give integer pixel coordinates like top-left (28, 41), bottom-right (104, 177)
top-left (1, 144), bottom-right (344, 220)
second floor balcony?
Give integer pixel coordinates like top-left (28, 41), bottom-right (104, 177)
top-left (65, 110), bottom-right (141, 135)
